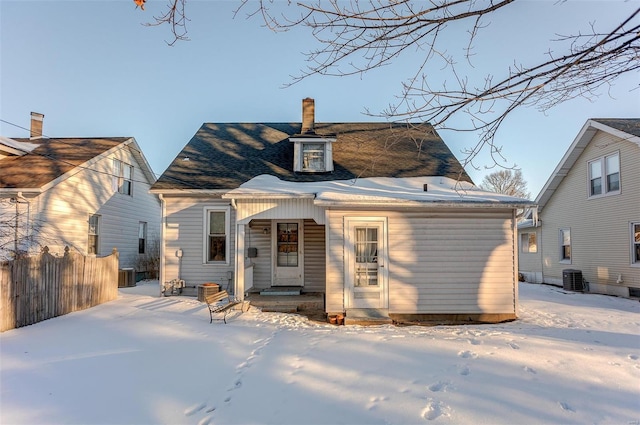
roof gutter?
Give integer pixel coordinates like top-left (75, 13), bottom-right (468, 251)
top-left (313, 200), bottom-right (535, 209)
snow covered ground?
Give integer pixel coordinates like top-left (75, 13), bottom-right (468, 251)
top-left (1, 281), bottom-right (639, 425)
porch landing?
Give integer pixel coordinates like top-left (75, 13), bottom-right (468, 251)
top-left (246, 291), bottom-right (325, 317)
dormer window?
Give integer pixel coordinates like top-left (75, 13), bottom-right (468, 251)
top-left (291, 137), bottom-right (335, 173)
top-left (302, 143), bottom-right (325, 171)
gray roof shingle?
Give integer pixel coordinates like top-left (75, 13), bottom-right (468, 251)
top-left (152, 122), bottom-right (472, 191)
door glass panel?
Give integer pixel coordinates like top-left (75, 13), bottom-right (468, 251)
top-left (355, 227), bottom-right (378, 287)
top-left (277, 223), bottom-right (298, 267)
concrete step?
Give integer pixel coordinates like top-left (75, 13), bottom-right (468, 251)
top-left (344, 308), bottom-right (393, 326)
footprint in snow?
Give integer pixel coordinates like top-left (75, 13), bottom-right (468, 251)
top-left (628, 354), bottom-right (639, 360)
top-left (458, 350), bottom-right (478, 359)
top-left (184, 402), bottom-right (207, 417)
top-left (559, 402), bottom-right (575, 412)
top-left (421, 398), bottom-right (449, 421)
top-left (458, 365), bottom-right (470, 376)
top-left (428, 381), bottom-right (449, 392)
top-left (523, 366), bottom-right (537, 374)
top-left (508, 342), bottom-right (520, 350)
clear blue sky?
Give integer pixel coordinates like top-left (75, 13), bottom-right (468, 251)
top-left (1, 0), bottom-right (638, 197)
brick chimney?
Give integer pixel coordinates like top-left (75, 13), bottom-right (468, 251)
top-left (301, 98), bottom-right (315, 134)
top-left (30, 112), bottom-right (44, 139)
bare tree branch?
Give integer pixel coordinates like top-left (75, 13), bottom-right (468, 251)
top-left (140, 0), bottom-right (640, 169)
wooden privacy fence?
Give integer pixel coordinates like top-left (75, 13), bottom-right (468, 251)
top-left (0, 247), bottom-right (119, 332)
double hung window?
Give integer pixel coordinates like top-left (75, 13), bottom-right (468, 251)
top-left (88, 214), bottom-right (100, 255)
top-left (560, 228), bottom-right (571, 262)
top-left (138, 222), bottom-right (147, 254)
top-left (205, 207), bottom-right (229, 263)
top-left (588, 153), bottom-right (619, 197)
top-left (113, 159), bottom-right (133, 195)
top-left (632, 223), bottom-right (640, 266)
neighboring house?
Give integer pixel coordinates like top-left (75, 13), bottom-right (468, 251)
top-left (0, 112), bottom-right (161, 274)
top-left (151, 98), bottom-right (531, 323)
top-left (518, 118), bottom-right (640, 298)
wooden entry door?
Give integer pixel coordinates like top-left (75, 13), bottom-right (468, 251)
top-left (345, 219), bottom-right (388, 308)
top-left (272, 220), bottom-right (304, 286)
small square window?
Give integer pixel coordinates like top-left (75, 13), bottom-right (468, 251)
top-left (520, 232), bottom-right (537, 253)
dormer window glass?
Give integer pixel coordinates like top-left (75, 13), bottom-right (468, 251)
top-left (302, 143), bottom-right (325, 171)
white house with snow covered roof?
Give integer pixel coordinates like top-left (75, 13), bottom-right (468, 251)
top-left (151, 98), bottom-right (532, 324)
top-left (518, 118), bottom-right (640, 298)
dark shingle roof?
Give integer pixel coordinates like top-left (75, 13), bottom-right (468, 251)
top-left (0, 137), bottom-right (130, 189)
top-left (592, 118), bottom-right (640, 138)
top-left (152, 122), bottom-right (471, 191)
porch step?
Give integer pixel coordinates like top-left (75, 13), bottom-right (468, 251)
top-left (345, 308), bottom-right (393, 326)
top-left (259, 287), bottom-right (302, 296)
top-left (259, 304), bottom-right (299, 313)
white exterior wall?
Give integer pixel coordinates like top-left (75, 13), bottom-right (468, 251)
top-left (539, 130), bottom-right (640, 295)
top-left (162, 195), bottom-right (236, 291)
top-left (326, 208), bottom-right (517, 315)
top-left (1, 145), bottom-right (160, 269)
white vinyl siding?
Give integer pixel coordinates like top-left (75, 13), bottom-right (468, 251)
top-left (163, 196), bottom-right (235, 288)
top-left (540, 129), bottom-right (640, 292)
top-left (326, 209), bottom-right (517, 315)
top-left (14, 145), bottom-right (160, 269)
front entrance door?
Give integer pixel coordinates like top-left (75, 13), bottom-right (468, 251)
top-left (272, 220), bottom-right (304, 286)
top-left (345, 219), bottom-right (388, 308)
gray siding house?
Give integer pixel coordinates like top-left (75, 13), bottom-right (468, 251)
top-left (152, 99), bottom-right (531, 323)
top-left (518, 119), bottom-right (640, 297)
top-left (0, 113), bottom-right (161, 274)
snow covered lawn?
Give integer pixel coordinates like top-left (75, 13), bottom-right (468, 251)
top-left (1, 282), bottom-right (639, 424)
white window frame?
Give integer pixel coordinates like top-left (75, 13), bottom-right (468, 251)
top-left (631, 222), bottom-right (640, 267)
top-left (88, 214), bottom-right (100, 255)
top-left (113, 159), bottom-right (134, 196)
top-left (559, 228), bottom-right (571, 264)
top-left (301, 143), bottom-right (326, 172)
top-left (203, 206), bottom-right (231, 265)
top-left (520, 232), bottom-right (537, 253)
top-left (588, 152), bottom-right (620, 198)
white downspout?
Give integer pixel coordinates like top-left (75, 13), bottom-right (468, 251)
top-left (158, 194), bottom-right (166, 297)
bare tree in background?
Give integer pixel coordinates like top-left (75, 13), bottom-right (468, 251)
top-left (480, 169), bottom-right (530, 199)
top-left (140, 0), bottom-right (640, 169)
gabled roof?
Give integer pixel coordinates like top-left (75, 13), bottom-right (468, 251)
top-left (151, 122), bottom-right (472, 191)
top-left (0, 137), bottom-right (156, 192)
top-left (535, 118), bottom-right (640, 210)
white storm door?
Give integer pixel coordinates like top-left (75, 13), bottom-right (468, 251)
top-left (345, 219), bottom-right (388, 308)
top-left (272, 220), bottom-right (304, 286)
